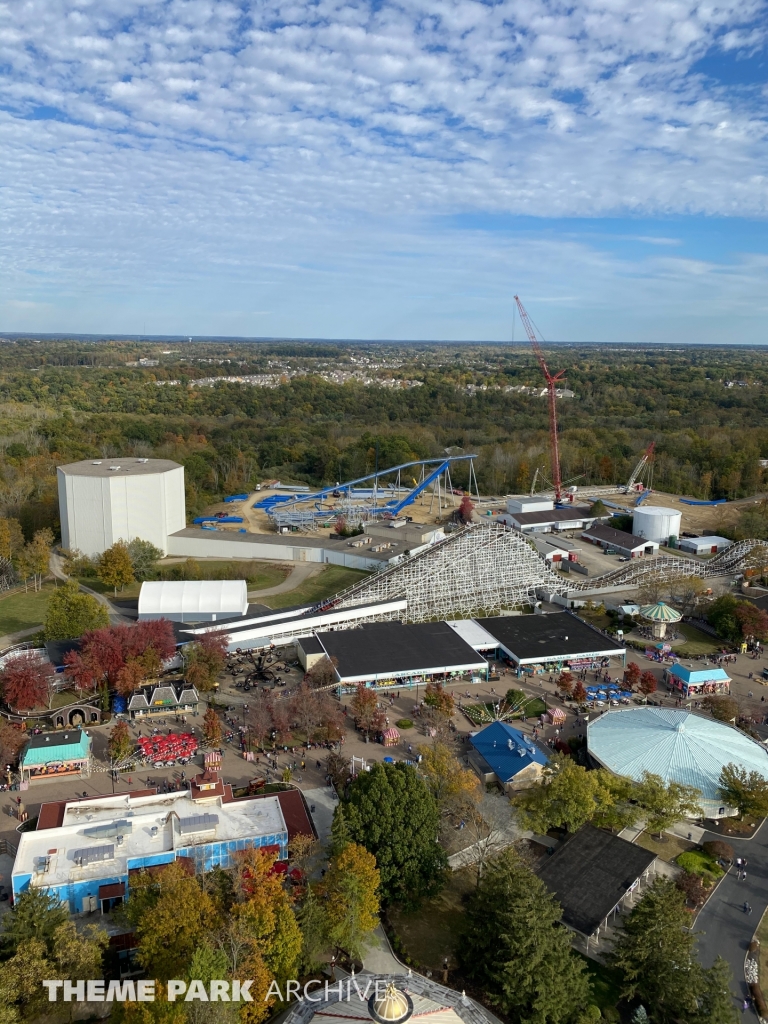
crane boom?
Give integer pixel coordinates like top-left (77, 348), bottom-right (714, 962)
top-left (514, 294), bottom-right (566, 503)
top-left (626, 441), bottom-right (655, 492)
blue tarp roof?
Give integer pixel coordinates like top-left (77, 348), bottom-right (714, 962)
top-left (469, 721), bottom-right (549, 782)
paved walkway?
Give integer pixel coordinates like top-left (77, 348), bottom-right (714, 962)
top-left (49, 552), bottom-right (129, 625)
top-left (695, 819), bottom-right (768, 1000)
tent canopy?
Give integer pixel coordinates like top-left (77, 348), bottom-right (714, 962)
top-left (138, 580), bottom-right (248, 622)
top-left (638, 600), bottom-right (682, 623)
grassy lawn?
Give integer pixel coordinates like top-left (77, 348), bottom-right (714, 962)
top-left (635, 831), bottom-right (696, 863)
top-left (76, 576), bottom-right (143, 599)
top-left (674, 623), bottom-right (721, 657)
top-left (576, 954), bottom-right (624, 1014)
top-left (0, 583), bottom-right (56, 637)
top-left (387, 867), bottom-right (475, 969)
top-left (264, 565), bottom-right (371, 609)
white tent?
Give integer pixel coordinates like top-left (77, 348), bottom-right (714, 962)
top-left (138, 580), bottom-right (248, 623)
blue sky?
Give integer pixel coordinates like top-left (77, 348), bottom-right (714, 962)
top-left (0, 0), bottom-right (767, 343)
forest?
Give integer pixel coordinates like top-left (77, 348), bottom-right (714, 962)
top-left (1, 337), bottom-right (768, 539)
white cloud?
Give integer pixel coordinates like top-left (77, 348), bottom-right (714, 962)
top-left (0, 0), bottom-right (766, 337)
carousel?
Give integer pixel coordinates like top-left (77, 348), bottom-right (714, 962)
top-left (638, 600), bottom-right (682, 641)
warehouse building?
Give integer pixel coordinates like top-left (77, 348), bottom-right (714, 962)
top-left (475, 612), bottom-right (626, 674)
top-left (677, 536), bottom-right (732, 556)
top-left (581, 524), bottom-right (659, 557)
top-left (57, 458), bottom-right (185, 557)
top-left (313, 620), bottom-right (488, 688)
top-left (11, 776), bottom-right (314, 913)
top-left (138, 580), bottom-right (249, 622)
top-left (499, 506), bottom-right (605, 534)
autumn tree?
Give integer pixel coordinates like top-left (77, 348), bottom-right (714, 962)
top-left (0, 719), bottom-right (26, 771)
top-left (572, 680), bottom-right (588, 703)
top-left (735, 601), bottom-right (768, 641)
top-left (638, 670), bottom-right (658, 698)
top-left (64, 619), bottom-right (176, 697)
top-left (718, 762), bottom-right (768, 819)
top-left (246, 701), bottom-right (273, 749)
top-left (702, 694), bottom-right (740, 723)
top-left (183, 630), bottom-right (229, 691)
top-left (419, 741), bottom-right (479, 810)
top-left (0, 517), bottom-right (24, 563)
top-left (203, 707), bottom-right (223, 748)
top-left (306, 655), bottom-right (339, 688)
top-left (326, 751), bottom-right (352, 791)
top-left (97, 540), bottom-right (135, 594)
top-left (557, 671), bottom-right (574, 696)
top-left (321, 841), bottom-right (380, 959)
top-left (624, 661), bottom-right (641, 689)
top-left (230, 847), bottom-right (302, 988)
top-left (350, 682), bottom-right (385, 739)
top-left (0, 651), bottom-right (55, 711)
top-left (44, 579), bottom-right (109, 641)
top-left (458, 495), bottom-right (475, 523)
top-left (18, 528), bottom-right (53, 590)
top-left (108, 720), bottom-right (133, 764)
top-left (125, 861), bottom-right (219, 981)
top-left (423, 681), bottom-right (455, 718)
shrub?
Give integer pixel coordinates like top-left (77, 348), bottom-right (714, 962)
top-left (395, 719), bottom-right (413, 730)
top-left (703, 840), bottom-right (734, 863)
top-left (676, 849), bottom-right (724, 880)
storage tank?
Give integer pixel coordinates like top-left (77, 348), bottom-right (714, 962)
top-left (632, 505), bottom-right (682, 546)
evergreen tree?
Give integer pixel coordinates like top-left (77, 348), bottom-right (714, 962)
top-left (0, 886), bottom-right (69, 957)
top-left (459, 848), bottom-right (591, 1023)
top-left (341, 762), bottom-right (447, 906)
top-left (696, 956), bottom-right (738, 1024)
top-left (609, 878), bottom-right (702, 1023)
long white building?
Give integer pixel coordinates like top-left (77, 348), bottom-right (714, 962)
top-left (57, 458), bottom-right (186, 556)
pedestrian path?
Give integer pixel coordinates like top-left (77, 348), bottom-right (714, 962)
top-left (303, 786), bottom-right (337, 844)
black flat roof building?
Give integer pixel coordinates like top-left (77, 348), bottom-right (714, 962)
top-left (476, 612), bottom-right (625, 667)
top-left (315, 620), bottom-right (488, 685)
top-left (536, 824), bottom-right (656, 938)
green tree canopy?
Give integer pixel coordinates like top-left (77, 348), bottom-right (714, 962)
top-left (609, 878), bottom-right (736, 1024)
top-left (513, 754), bottom-right (614, 834)
top-left (340, 762), bottom-right (447, 906)
top-left (0, 886), bottom-right (69, 957)
top-left (634, 771), bottom-right (702, 835)
top-left (44, 579), bottom-right (109, 640)
top-left (459, 848), bottom-right (591, 1023)
top-left (126, 537), bottom-right (163, 580)
top-left (718, 762), bottom-right (768, 819)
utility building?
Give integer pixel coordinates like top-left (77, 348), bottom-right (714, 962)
top-left (58, 458), bottom-right (185, 557)
top-left (138, 580), bottom-right (248, 622)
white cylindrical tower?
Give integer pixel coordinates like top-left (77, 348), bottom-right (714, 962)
top-left (57, 458), bottom-right (186, 556)
top-left (632, 506), bottom-right (682, 546)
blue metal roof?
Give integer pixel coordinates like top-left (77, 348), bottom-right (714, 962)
top-left (588, 708), bottom-right (768, 807)
top-left (667, 664), bottom-right (730, 684)
top-left (470, 721), bottom-right (549, 782)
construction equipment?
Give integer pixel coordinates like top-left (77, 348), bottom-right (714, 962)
top-left (514, 295), bottom-right (566, 502)
top-left (625, 442), bottom-right (655, 493)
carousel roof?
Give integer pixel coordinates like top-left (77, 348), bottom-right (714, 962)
top-left (638, 600), bottom-right (682, 622)
top-left (588, 707), bottom-right (768, 809)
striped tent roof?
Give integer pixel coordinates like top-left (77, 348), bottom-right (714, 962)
top-left (639, 600), bottom-right (682, 623)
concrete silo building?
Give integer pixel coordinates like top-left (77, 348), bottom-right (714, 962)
top-left (57, 458), bottom-right (186, 556)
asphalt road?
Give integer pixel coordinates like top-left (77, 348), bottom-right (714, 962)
top-left (696, 820), bottom-right (768, 998)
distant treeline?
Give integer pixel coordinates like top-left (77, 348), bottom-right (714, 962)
top-left (1, 339), bottom-right (768, 538)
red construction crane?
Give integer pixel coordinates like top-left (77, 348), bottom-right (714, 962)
top-left (514, 294), bottom-right (566, 503)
